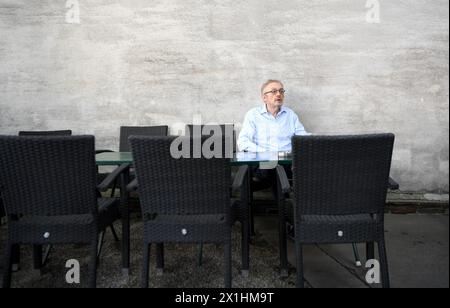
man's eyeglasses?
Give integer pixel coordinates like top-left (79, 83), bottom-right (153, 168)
top-left (263, 89), bottom-right (286, 95)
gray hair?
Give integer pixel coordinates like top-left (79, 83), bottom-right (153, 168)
top-left (261, 80), bottom-right (284, 95)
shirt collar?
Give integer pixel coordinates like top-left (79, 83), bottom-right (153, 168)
top-left (260, 105), bottom-right (287, 116)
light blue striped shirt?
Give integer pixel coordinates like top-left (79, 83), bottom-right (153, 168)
top-left (237, 105), bottom-right (309, 152)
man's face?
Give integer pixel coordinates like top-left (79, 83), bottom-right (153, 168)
top-left (262, 82), bottom-right (285, 109)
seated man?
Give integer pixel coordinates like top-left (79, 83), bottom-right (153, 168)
top-left (237, 79), bottom-right (310, 186)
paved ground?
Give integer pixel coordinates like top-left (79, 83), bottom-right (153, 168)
top-left (0, 201), bottom-right (448, 288)
top-left (255, 213), bottom-right (449, 288)
top-left (1, 169), bottom-right (448, 289)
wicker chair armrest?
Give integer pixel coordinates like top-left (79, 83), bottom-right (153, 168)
top-left (232, 165), bottom-right (249, 194)
top-left (97, 163), bottom-right (130, 192)
top-left (276, 165), bottom-right (291, 194)
top-left (127, 178), bottom-right (138, 192)
top-left (388, 177), bottom-right (399, 190)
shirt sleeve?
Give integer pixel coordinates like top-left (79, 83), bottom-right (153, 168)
top-left (294, 114), bottom-right (311, 136)
top-left (237, 111), bottom-right (259, 152)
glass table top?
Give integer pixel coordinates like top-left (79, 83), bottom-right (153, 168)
top-left (96, 151), bottom-right (292, 166)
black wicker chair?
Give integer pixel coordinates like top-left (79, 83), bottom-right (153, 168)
top-left (185, 125), bottom-right (248, 268)
top-left (185, 124), bottom-right (236, 156)
top-left (14, 130), bottom-right (74, 270)
top-left (0, 135), bottom-right (124, 288)
top-left (129, 135), bottom-right (249, 288)
top-left (276, 134), bottom-right (395, 288)
top-left (120, 126), bottom-right (169, 151)
top-left (18, 130), bottom-right (72, 136)
top-left (97, 126), bottom-right (169, 196)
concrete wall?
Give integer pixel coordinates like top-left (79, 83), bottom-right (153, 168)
top-left (0, 0), bottom-right (448, 192)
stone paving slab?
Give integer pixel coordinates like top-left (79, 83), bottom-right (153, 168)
top-left (256, 214), bottom-right (449, 288)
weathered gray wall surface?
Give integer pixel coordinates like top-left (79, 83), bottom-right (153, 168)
top-left (0, 0), bottom-right (448, 192)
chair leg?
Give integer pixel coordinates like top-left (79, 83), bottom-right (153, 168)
top-left (2, 241), bottom-right (13, 288)
top-left (89, 238), bottom-right (99, 288)
top-left (11, 243), bottom-right (20, 272)
top-left (250, 203), bottom-right (256, 236)
top-left (110, 180), bottom-right (117, 198)
top-left (241, 220), bottom-right (250, 277)
top-left (366, 242), bottom-right (375, 261)
top-left (378, 240), bottom-right (390, 288)
top-left (42, 245), bottom-right (52, 267)
top-left (279, 231), bottom-right (289, 277)
top-left (120, 171), bottom-right (130, 278)
top-left (10, 215), bottom-right (20, 272)
top-left (198, 243), bottom-right (203, 267)
top-left (33, 245), bottom-right (43, 270)
top-left (295, 243), bottom-right (304, 288)
top-left (97, 231), bottom-right (105, 259)
top-left (156, 243), bottom-right (164, 274)
top-left (278, 203), bottom-right (288, 277)
top-left (249, 168), bottom-right (256, 237)
top-left (142, 243), bottom-right (150, 288)
top-left (224, 242), bottom-right (232, 288)
top-left (110, 224), bottom-right (119, 242)
top-left (352, 243), bottom-right (362, 267)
